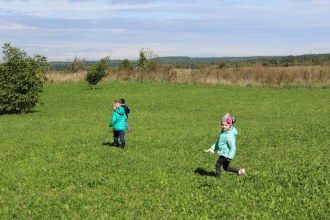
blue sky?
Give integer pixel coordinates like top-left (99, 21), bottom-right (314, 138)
top-left (0, 0), bottom-right (329, 61)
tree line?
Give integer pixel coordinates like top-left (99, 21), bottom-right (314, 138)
top-left (49, 53), bottom-right (330, 72)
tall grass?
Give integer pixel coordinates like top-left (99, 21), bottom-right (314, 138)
top-left (46, 71), bottom-right (85, 84)
top-left (47, 64), bottom-right (330, 88)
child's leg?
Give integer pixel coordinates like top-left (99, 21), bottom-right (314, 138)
top-left (119, 130), bottom-right (125, 147)
top-left (113, 130), bottom-right (119, 146)
top-left (215, 156), bottom-right (226, 177)
top-left (223, 159), bottom-right (239, 174)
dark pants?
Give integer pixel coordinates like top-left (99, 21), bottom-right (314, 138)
top-left (113, 130), bottom-right (125, 145)
top-left (216, 156), bottom-right (239, 177)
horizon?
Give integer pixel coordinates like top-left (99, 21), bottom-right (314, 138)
top-left (1, 0), bottom-right (330, 61)
top-left (45, 53), bottom-right (330, 63)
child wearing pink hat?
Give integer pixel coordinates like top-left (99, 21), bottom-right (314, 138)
top-left (205, 113), bottom-right (245, 177)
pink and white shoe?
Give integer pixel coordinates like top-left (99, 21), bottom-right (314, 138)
top-left (238, 168), bottom-right (246, 175)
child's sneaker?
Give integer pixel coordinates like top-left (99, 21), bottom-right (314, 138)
top-left (238, 168), bottom-right (245, 175)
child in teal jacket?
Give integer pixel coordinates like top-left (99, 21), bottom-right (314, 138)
top-left (205, 113), bottom-right (245, 177)
top-left (109, 100), bottom-right (127, 148)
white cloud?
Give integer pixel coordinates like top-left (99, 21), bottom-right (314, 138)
top-left (0, 22), bottom-right (36, 30)
top-left (0, 0), bottom-right (330, 60)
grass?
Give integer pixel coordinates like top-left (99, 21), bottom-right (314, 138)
top-left (47, 64), bottom-right (330, 88)
top-left (0, 81), bottom-right (329, 219)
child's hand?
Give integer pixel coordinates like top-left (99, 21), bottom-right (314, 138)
top-left (205, 148), bottom-right (214, 153)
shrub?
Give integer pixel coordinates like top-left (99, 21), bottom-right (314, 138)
top-left (85, 56), bottom-right (109, 89)
top-left (119, 59), bottom-right (133, 70)
top-left (68, 56), bottom-right (86, 74)
top-left (137, 48), bottom-right (160, 71)
top-left (0, 43), bottom-right (48, 114)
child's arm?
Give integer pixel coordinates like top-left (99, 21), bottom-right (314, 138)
top-left (205, 146), bottom-right (214, 153)
top-left (109, 112), bottom-right (117, 127)
top-left (205, 139), bottom-right (219, 153)
top-left (126, 106), bottom-right (131, 114)
top-left (227, 134), bottom-right (236, 159)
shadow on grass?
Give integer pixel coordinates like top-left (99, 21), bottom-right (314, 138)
top-left (0, 109), bottom-right (39, 116)
top-left (194, 168), bottom-right (217, 177)
top-left (83, 87), bottom-right (101, 91)
top-left (102, 142), bottom-right (121, 148)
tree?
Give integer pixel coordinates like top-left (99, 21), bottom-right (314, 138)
top-left (138, 49), bottom-right (149, 70)
top-left (85, 56), bottom-right (109, 89)
top-left (69, 56), bottom-right (86, 74)
top-left (119, 59), bottom-right (133, 70)
top-left (0, 43), bottom-right (48, 114)
top-left (137, 48), bottom-right (160, 71)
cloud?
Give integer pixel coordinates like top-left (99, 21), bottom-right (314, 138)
top-left (0, 22), bottom-right (36, 30)
top-left (1, 0), bottom-right (330, 60)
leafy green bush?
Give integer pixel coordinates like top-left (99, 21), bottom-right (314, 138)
top-left (138, 48), bottom-right (160, 71)
top-left (85, 57), bottom-right (109, 89)
top-left (69, 56), bottom-right (86, 74)
top-left (118, 59), bottom-right (133, 70)
top-left (0, 43), bottom-right (48, 114)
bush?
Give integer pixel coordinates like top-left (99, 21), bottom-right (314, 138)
top-left (119, 59), bottom-right (133, 70)
top-left (85, 56), bottom-right (109, 89)
top-left (68, 56), bottom-right (86, 74)
top-left (137, 48), bottom-right (160, 71)
top-left (0, 43), bottom-right (48, 114)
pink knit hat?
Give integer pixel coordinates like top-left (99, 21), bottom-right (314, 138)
top-left (221, 113), bottom-right (236, 125)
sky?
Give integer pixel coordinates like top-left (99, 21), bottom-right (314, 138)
top-left (0, 0), bottom-right (330, 61)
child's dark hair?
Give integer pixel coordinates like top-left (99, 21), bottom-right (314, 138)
top-left (119, 98), bottom-right (125, 104)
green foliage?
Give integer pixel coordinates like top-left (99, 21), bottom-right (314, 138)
top-left (85, 56), bottom-right (109, 89)
top-left (138, 49), bottom-right (148, 70)
top-left (69, 57), bottom-right (86, 74)
top-left (0, 81), bottom-right (329, 218)
top-left (138, 48), bottom-right (160, 71)
top-left (218, 62), bottom-right (228, 69)
top-left (48, 53), bottom-right (330, 72)
top-left (0, 43), bottom-right (48, 114)
top-left (119, 59), bottom-right (133, 70)
top-left (159, 54), bottom-right (330, 68)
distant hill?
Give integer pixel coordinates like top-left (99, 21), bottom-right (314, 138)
top-left (158, 54), bottom-right (330, 64)
top-left (49, 53), bottom-right (330, 71)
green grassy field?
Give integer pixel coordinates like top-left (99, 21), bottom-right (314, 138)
top-left (0, 81), bottom-right (329, 219)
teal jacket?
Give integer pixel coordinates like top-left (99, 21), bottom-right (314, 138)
top-left (109, 106), bottom-right (127, 130)
top-left (211, 126), bottom-right (238, 159)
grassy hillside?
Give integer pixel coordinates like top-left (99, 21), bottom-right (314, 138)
top-left (0, 82), bottom-right (329, 219)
